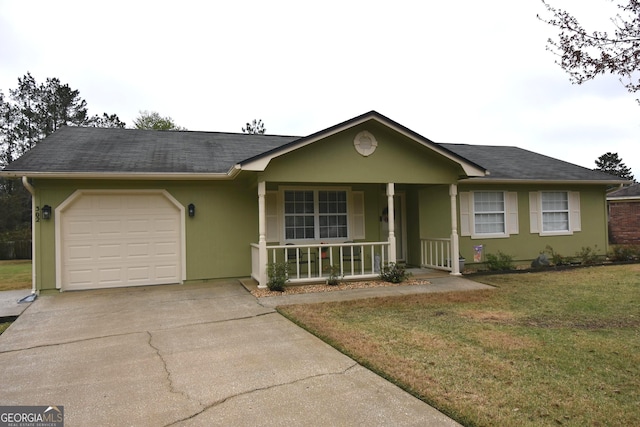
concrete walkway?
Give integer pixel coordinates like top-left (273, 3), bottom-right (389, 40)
top-left (0, 289), bottom-right (34, 318)
top-left (0, 280), bottom-right (463, 426)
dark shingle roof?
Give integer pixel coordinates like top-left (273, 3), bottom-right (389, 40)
top-left (440, 143), bottom-right (624, 182)
top-left (2, 126), bottom-right (299, 174)
top-left (1, 123), bottom-right (627, 184)
top-left (608, 183), bottom-right (640, 198)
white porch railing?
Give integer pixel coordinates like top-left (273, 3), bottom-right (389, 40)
top-left (420, 238), bottom-right (453, 271)
top-left (251, 242), bottom-right (390, 284)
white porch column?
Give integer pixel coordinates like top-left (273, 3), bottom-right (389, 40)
top-left (450, 184), bottom-right (461, 276)
top-left (257, 181), bottom-right (268, 288)
top-left (387, 183), bottom-right (397, 264)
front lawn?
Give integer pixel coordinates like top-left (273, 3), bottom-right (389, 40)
top-left (279, 265), bottom-right (640, 426)
top-left (0, 260), bottom-right (32, 291)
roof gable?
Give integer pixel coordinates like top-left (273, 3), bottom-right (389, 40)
top-left (240, 111), bottom-right (488, 177)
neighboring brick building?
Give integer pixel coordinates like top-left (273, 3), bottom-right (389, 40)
top-left (608, 184), bottom-right (640, 244)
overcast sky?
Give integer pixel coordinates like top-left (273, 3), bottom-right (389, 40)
top-left (1, 0), bottom-right (638, 178)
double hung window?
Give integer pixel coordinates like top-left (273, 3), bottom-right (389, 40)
top-left (474, 192), bottom-right (505, 235)
top-left (460, 191), bottom-right (518, 238)
top-left (284, 190), bottom-right (348, 240)
top-left (541, 191), bottom-right (569, 232)
top-left (529, 191), bottom-right (580, 235)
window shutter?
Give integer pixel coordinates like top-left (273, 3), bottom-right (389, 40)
top-left (529, 192), bottom-right (540, 234)
top-left (507, 192), bottom-right (519, 235)
top-left (351, 191), bottom-right (365, 239)
top-left (459, 192), bottom-right (472, 236)
top-left (265, 191), bottom-right (278, 242)
top-left (570, 191), bottom-right (581, 232)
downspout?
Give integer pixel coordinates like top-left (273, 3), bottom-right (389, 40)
top-left (21, 176), bottom-right (37, 296)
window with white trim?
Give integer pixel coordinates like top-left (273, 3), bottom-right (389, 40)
top-left (474, 191), bottom-right (505, 234)
top-left (541, 191), bottom-right (569, 232)
top-left (284, 189), bottom-right (348, 240)
top-left (318, 190), bottom-right (348, 238)
top-left (529, 191), bottom-right (581, 236)
top-left (460, 191), bottom-right (519, 238)
top-left (284, 190), bottom-right (315, 239)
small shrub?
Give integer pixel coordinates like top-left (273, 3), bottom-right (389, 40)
top-left (576, 245), bottom-right (599, 265)
top-left (545, 245), bottom-right (567, 266)
top-left (609, 245), bottom-right (640, 262)
top-left (267, 262), bottom-right (289, 292)
top-left (485, 251), bottom-right (514, 271)
top-left (379, 263), bottom-right (411, 283)
top-left (326, 265), bottom-right (342, 286)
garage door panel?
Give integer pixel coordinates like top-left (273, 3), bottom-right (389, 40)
top-left (67, 244), bottom-right (94, 262)
top-left (98, 268), bottom-right (125, 285)
top-left (97, 244), bottom-right (123, 260)
top-left (127, 219), bottom-right (150, 234)
top-left (155, 265), bottom-right (178, 280)
top-left (154, 217), bottom-right (179, 232)
top-left (61, 192), bottom-right (182, 291)
top-left (127, 243), bottom-right (150, 258)
top-left (127, 266), bottom-right (152, 282)
top-left (66, 219), bottom-right (93, 237)
top-left (155, 241), bottom-right (179, 256)
top-left (68, 269), bottom-right (94, 287)
top-left (96, 219), bottom-right (123, 235)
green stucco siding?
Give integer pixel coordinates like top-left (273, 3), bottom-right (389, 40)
top-left (260, 123), bottom-right (463, 184)
top-left (419, 185), bottom-right (452, 239)
top-left (31, 177), bottom-right (611, 292)
top-left (456, 184), bottom-right (609, 264)
top-left (31, 177), bottom-right (260, 291)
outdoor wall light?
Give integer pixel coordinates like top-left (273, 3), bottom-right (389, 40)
top-left (188, 203), bottom-right (195, 218)
top-left (42, 205), bottom-right (52, 220)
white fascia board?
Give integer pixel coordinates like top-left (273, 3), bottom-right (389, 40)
top-left (0, 169), bottom-right (240, 180)
top-left (608, 196), bottom-right (640, 201)
top-left (457, 178), bottom-right (629, 185)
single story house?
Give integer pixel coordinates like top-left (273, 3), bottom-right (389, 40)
top-left (607, 183), bottom-right (640, 244)
top-left (0, 111), bottom-right (627, 292)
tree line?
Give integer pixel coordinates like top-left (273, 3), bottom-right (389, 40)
top-left (0, 73), bottom-right (191, 241)
top-left (0, 72), bottom-right (126, 167)
top-left (0, 72), bottom-right (268, 241)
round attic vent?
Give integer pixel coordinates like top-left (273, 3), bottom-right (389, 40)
top-left (353, 131), bottom-right (378, 157)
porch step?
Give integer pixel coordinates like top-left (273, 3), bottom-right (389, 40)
top-left (405, 268), bottom-right (450, 279)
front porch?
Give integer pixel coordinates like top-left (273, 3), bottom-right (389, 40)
top-left (251, 182), bottom-right (462, 288)
top-left (250, 238), bottom-right (457, 285)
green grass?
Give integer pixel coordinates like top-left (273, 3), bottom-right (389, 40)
top-left (279, 265), bottom-right (640, 427)
top-left (0, 322), bottom-right (12, 335)
top-left (0, 260), bottom-right (32, 291)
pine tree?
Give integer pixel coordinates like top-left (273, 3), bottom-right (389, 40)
top-left (595, 152), bottom-right (635, 181)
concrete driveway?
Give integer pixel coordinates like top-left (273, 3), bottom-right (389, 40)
top-left (0, 280), bottom-right (460, 426)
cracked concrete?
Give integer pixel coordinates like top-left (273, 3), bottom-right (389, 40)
top-left (0, 280), bottom-right (460, 426)
top-left (147, 331), bottom-right (198, 404)
top-left (167, 362), bottom-right (360, 426)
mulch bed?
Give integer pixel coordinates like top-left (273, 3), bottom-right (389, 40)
top-left (251, 278), bottom-right (431, 298)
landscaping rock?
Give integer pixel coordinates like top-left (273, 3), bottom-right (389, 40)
top-left (531, 253), bottom-right (550, 268)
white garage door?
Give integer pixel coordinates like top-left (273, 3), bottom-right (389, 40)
top-left (59, 191), bottom-right (183, 291)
